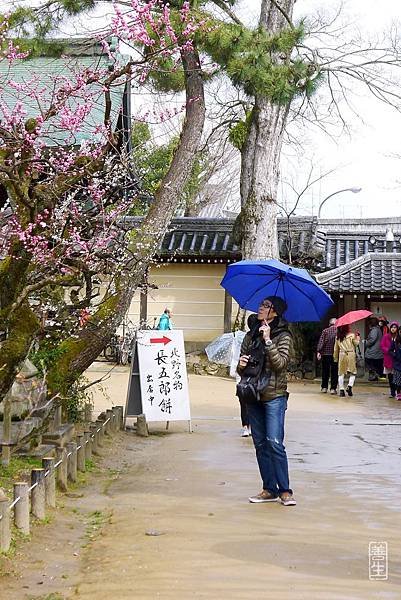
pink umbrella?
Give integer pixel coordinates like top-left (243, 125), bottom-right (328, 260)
top-left (335, 310), bottom-right (372, 327)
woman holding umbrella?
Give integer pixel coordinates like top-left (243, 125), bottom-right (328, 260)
top-left (222, 258), bottom-right (334, 507)
top-left (237, 296), bottom-right (295, 506)
top-left (222, 258), bottom-right (334, 506)
top-left (333, 325), bottom-right (361, 396)
top-left (332, 310), bottom-right (370, 396)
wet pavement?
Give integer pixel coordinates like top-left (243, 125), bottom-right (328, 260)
top-left (81, 373), bottom-right (401, 599)
top-left (2, 373), bottom-right (401, 599)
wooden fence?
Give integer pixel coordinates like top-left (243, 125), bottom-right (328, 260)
top-left (0, 405), bottom-right (124, 552)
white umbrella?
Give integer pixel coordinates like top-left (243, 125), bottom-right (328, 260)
top-left (205, 331), bottom-right (246, 368)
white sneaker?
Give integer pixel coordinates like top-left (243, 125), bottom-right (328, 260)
top-left (241, 426), bottom-right (251, 437)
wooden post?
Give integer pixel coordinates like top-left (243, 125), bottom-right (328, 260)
top-left (13, 482), bottom-right (30, 535)
top-left (84, 402), bottom-right (93, 423)
top-left (66, 442), bottom-right (77, 483)
top-left (116, 405), bottom-right (124, 430)
top-left (0, 488), bottom-right (11, 552)
top-left (96, 420), bottom-right (104, 447)
top-left (42, 457), bottom-right (56, 509)
top-left (55, 446), bottom-right (68, 492)
top-left (111, 409), bottom-right (118, 433)
top-left (105, 410), bottom-right (114, 435)
top-left (112, 407), bottom-right (120, 432)
top-left (1, 396), bottom-right (12, 467)
top-left (50, 403), bottom-right (62, 433)
top-left (31, 468), bottom-right (46, 520)
top-left (76, 435), bottom-right (86, 472)
top-left (84, 431), bottom-right (92, 461)
top-left (136, 414), bottom-right (149, 437)
top-left (13, 482), bottom-right (29, 534)
top-left (223, 290), bottom-right (233, 333)
top-left (90, 423), bottom-right (99, 455)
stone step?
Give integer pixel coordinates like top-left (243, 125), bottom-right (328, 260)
top-left (16, 443), bottom-right (56, 458)
top-left (42, 423), bottom-right (75, 448)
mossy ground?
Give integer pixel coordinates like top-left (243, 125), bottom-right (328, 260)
top-left (0, 456), bottom-right (42, 495)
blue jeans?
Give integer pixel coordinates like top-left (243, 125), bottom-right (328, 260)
top-left (247, 396), bottom-right (292, 497)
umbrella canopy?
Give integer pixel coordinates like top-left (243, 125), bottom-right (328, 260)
top-left (205, 331), bottom-right (246, 366)
top-left (335, 310), bottom-right (372, 327)
top-left (220, 258), bottom-right (334, 322)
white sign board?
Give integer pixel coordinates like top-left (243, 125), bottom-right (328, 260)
top-left (136, 330), bottom-right (191, 423)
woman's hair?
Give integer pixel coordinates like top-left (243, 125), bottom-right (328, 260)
top-left (337, 324), bottom-right (350, 341)
top-left (369, 317), bottom-right (379, 327)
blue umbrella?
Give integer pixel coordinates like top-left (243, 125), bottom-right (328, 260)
top-left (221, 258), bottom-right (334, 322)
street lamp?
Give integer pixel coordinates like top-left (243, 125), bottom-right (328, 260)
top-left (317, 187), bottom-right (362, 219)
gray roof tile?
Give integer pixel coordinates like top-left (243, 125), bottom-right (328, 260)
top-left (316, 253), bottom-right (401, 293)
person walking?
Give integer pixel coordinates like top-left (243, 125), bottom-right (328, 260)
top-left (364, 317), bottom-right (384, 381)
top-left (237, 296), bottom-right (295, 506)
top-left (390, 326), bottom-right (401, 401)
top-left (156, 308), bottom-right (173, 330)
top-left (333, 325), bottom-right (360, 397)
top-left (317, 317), bottom-right (338, 394)
top-left (380, 321), bottom-right (399, 398)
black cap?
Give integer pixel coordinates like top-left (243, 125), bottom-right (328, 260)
top-left (265, 296), bottom-right (287, 317)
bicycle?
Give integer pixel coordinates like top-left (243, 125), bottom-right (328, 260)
top-left (119, 327), bottom-right (137, 365)
top-left (103, 318), bottom-right (155, 364)
top-left (103, 334), bottom-right (121, 363)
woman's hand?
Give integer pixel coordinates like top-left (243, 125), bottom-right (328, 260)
top-left (259, 320), bottom-right (271, 341)
top-left (239, 355), bottom-right (250, 368)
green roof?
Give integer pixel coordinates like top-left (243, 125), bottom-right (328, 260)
top-left (0, 39), bottom-right (127, 146)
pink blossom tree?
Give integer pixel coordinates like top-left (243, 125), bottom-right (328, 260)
top-left (0, 2), bottom-right (205, 406)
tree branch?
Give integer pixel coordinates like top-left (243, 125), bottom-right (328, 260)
top-left (210, 0), bottom-right (244, 26)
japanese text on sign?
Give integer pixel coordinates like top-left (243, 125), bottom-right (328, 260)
top-left (136, 330), bottom-right (191, 422)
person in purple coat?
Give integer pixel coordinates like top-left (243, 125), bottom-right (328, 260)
top-left (381, 321), bottom-right (399, 398)
top-left (390, 324), bottom-right (401, 401)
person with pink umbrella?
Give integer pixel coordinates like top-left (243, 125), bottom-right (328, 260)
top-left (333, 326), bottom-right (361, 396)
top-left (333, 310), bottom-right (370, 397)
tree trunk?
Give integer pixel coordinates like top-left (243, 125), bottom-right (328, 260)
top-left (0, 249), bottom-right (39, 403)
top-left (240, 0), bottom-right (295, 260)
top-left (0, 304), bottom-right (39, 400)
top-left (47, 47), bottom-right (206, 392)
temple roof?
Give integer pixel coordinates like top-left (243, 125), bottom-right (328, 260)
top-left (0, 38), bottom-right (127, 146)
top-left (316, 252), bottom-right (401, 294)
top-left (125, 216), bottom-right (325, 266)
top-left (127, 215), bottom-right (401, 294)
